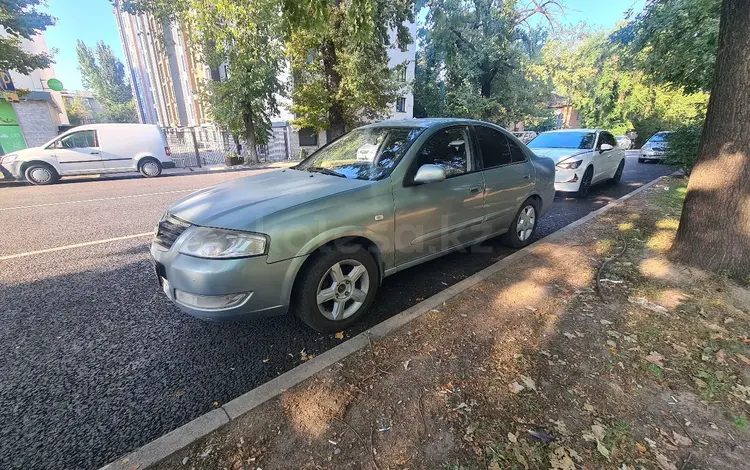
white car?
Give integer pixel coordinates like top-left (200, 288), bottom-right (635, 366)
top-left (512, 131), bottom-right (538, 143)
top-left (527, 129), bottom-right (627, 198)
top-left (615, 135), bottom-right (633, 149)
top-left (0, 123), bottom-right (175, 185)
top-left (639, 131), bottom-right (672, 163)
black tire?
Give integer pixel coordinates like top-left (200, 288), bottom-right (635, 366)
top-left (501, 198), bottom-right (539, 248)
top-left (607, 159), bottom-right (625, 185)
top-left (293, 245), bottom-right (379, 332)
top-left (573, 166), bottom-right (593, 198)
top-left (24, 162), bottom-right (59, 185)
top-left (139, 157), bottom-right (163, 177)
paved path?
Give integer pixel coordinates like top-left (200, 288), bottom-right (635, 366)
top-left (0, 155), bottom-right (671, 469)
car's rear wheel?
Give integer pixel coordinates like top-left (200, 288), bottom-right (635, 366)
top-left (24, 162), bottom-right (58, 185)
top-left (501, 198), bottom-right (539, 248)
top-left (294, 245), bottom-right (379, 332)
top-left (607, 159), bottom-right (625, 185)
top-left (573, 166), bottom-right (593, 198)
top-left (139, 157), bottom-right (162, 177)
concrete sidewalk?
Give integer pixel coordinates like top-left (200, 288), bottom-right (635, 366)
top-left (108, 177), bottom-right (750, 470)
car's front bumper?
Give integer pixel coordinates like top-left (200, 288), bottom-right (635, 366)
top-left (0, 161), bottom-right (23, 180)
top-left (639, 150), bottom-right (665, 160)
top-left (553, 167), bottom-right (582, 192)
top-left (150, 241), bottom-right (300, 321)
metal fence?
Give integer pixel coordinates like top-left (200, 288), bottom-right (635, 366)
top-left (163, 125), bottom-right (290, 168)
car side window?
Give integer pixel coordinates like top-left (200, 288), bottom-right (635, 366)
top-left (59, 130), bottom-right (97, 149)
top-left (415, 127), bottom-right (472, 177)
top-left (605, 133), bottom-right (618, 147)
top-left (507, 138), bottom-right (527, 163)
top-left (475, 126), bottom-right (512, 168)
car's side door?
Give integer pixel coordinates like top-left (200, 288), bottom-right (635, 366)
top-left (591, 131), bottom-right (610, 183)
top-left (392, 126), bottom-right (486, 267)
top-left (598, 131), bottom-right (621, 179)
top-left (473, 125), bottom-right (536, 233)
top-left (51, 130), bottom-right (104, 174)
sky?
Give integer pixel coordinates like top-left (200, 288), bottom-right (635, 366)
top-left (42, 0), bottom-right (646, 92)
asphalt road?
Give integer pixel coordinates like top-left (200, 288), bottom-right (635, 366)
top-left (0, 155), bottom-right (672, 470)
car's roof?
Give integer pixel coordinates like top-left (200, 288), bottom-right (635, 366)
top-left (542, 128), bottom-right (601, 133)
top-left (73, 123), bottom-right (159, 131)
top-left (362, 118), bottom-right (500, 129)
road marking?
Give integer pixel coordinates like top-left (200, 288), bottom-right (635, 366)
top-left (0, 232), bottom-right (153, 261)
top-left (0, 189), bottom-right (199, 212)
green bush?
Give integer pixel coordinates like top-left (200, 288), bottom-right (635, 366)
top-left (664, 122), bottom-right (704, 174)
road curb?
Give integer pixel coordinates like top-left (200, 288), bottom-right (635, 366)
top-left (100, 174), bottom-right (672, 470)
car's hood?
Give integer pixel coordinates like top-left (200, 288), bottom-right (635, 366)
top-left (168, 169), bottom-right (373, 230)
top-left (8, 146), bottom-right (43, 158)
top-left (530, 148), bottom-right (590, 164)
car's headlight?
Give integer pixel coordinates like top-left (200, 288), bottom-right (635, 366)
top-left (557, 159), bottom-right (583, 170)
top-left (1, 154), bottom-right (17, 164)
top-left (179, 227), bottom-right (268, 259)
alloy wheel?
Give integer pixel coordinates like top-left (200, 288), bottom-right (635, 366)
top-left (316, 259), bottom-right (370, 321)
top-left (516, 205), bottom-right (536, 242)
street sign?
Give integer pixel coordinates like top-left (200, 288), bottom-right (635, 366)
top-left (0, 71), bottom-right (15, 92)
top-left (47, 78), bottom-right (63, 91)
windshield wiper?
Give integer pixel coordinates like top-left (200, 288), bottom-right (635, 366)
top-left (305, 166), bottom-right (346, 178)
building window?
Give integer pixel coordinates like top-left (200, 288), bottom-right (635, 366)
top-left (299, 127), bottom-right (318, 146)
top-left (396, 97), bottom-right (406, 113)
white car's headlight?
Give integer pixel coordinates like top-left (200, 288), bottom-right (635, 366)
top-left (179, 227), bottom-right (268, 259)
top-left (1, 154), bottom-right (17, 164)
top-left (557, 159), bottom-right (583, 170)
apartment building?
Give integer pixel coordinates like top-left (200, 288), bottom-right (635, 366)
top-left (112, 3), bottom-right (416, 159)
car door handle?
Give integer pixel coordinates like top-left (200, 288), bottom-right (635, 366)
top-left (469, 186), bottom-right (482, 194)
top-left (90, 151), bottom-right (100, 155)
top-left (522, 174), bottom-right (531, 179)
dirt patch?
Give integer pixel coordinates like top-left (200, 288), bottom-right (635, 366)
top-left (154, 177), bottom-right (749, 470)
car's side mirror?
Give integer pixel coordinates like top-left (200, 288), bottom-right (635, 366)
top-left (413, 164), bottom-right (446, 184)
top-left (600, 143), bottom-right (614, 152)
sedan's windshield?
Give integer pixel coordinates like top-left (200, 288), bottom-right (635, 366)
top-left (528, 131), bottom-right (596, 150)
top-left (648, 132), bottom-right (672, 143)
top-left (295, 127), bottom-right (425, 181)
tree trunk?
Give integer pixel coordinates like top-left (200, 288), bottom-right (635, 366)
top-left (322, 35), bottom-right (347, 142)
top-left (670, 0), bottom-right (750, 277)
top-left (243, 114), bottom-right (259, 165)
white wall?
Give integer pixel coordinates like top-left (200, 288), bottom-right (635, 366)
top-left (386, 21), bottom-right (418, 120)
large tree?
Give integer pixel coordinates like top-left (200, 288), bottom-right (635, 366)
top-left (282, 0), bottom-right (414, 140)
top-left (0, 0), bottom-right (55, 74)
top-left (76, 40), bottom-right (138, 122)
top-left (416, 0), bottom-right (557, 127)
top-left (669, 0), bottom-right (750, 276)
top-left (118, 0), bottom-right (285, 164)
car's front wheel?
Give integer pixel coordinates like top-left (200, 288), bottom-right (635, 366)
top-left (24, 162), bottom-right (59, 185)
top-left (607, 159), bottom-right (625, 185)
top-left (573, 166), bottom-right (593, 198)
top-left (501, 198), bottom-right (539, 248)
top-left (294, 245), bottom-right (379, 332)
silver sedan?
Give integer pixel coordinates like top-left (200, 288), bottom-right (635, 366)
top-left (150, 119), bottom-right (555, 331)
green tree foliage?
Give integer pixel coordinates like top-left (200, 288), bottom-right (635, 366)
top-left (282, 0), bottom-right (414, 139)
top-left (65, 95), bottom-right (92, 126)
top-left (187, 0), bottom-right (285, 164)
top-left (76, 40), bottom-right (138, 123)
top-left (540, 27), bottom-right (708, 144)
top-left (119, 0), bottom-right (285, 164)
top-left (664, 122), bottom-right (702, 174)
top-left (415, 0), bottom-right (555, 128)
top-left (617, 0), bottom-right (721, 93)
top-left (0, 0), bottom-right (55, 74)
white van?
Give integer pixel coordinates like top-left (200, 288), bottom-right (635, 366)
top-left (0, 123), bottom-right (175, 185)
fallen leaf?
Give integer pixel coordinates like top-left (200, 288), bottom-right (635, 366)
top-left (507, 432), bottom-right (518, 444)
top-left (597, 440), bottom-right (611, 461)
top-left (607, 340), bottom-right (617, 347)
top-left (488, 460), bottom-right (502, 470)
top-left (583, 402), bottom-right (595, 413)
top-left (600, 319), bottom-right (613, 325)
top-left (655, 451), bottom-right (677, 470)
top-left (737, 354), bottom-right (750, 366)
top-left (334, 331), bottom-right (344, 340)
top-left (645, 352), bottom-right (664, 367)
top-left (525, 305), bottom-right (538, 312)
top-left (211, 401), bottom-right (219, 407)
top-left (563, 332), bottom-right (576, 340)
top-left (549, 446), bottom-right (581, 470)
top-left (629, 297), bottom-right (668, 314)
top-left (509, 381), bottom-right (525, 394)
top-left (521, 375), bottom-right (537, 391)
top-left (403, 360), bottom-right (411, 370)
top-left (716, 349), bottom-right (727, 364)
top-left (591, 424), bottom-right (606, 441)
top-left (672, 431), bottom-right (692, 447)
top-left (513, 446), bottom-right (529, 470)
top-left (553, 420), bottom-right (570, 436)
top-left (635, 442), bottom-right (647, 454)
